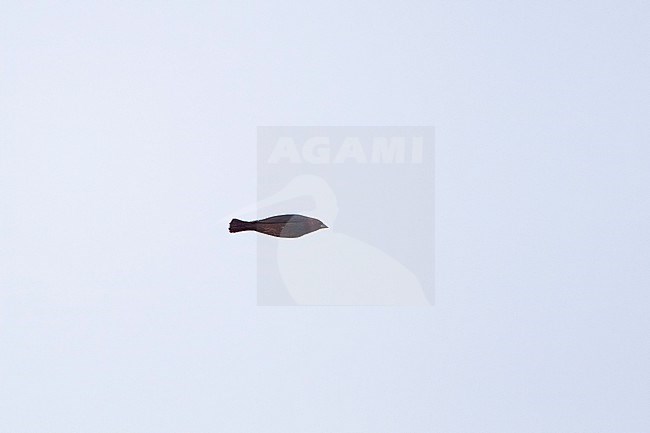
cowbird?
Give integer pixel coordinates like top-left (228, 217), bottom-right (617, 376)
top-left (229, 214), bottom-right (328, 238)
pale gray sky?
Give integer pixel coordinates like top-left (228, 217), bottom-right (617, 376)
top-left (1, 1), bottom-right (649, 432)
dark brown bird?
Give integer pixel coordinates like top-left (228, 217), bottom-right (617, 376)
top-left (229, 214), bottom-right (328, 238)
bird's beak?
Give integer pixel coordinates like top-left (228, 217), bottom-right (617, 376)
top-left (321, 224), bottom-right (328, 229)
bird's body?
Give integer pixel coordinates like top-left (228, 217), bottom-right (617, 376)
top-left (229, 214), bottom-right (327, 238)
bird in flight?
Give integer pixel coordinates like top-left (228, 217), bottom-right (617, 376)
top-left (229, 214), bottom-right (328, 238)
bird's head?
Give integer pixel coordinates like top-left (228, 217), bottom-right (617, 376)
top-left (311, 218), bottom-right (328, 231)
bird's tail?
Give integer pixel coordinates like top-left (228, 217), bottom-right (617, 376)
top-left (229, 218), bottom-right (254, 233)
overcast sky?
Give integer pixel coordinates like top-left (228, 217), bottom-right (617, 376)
top-left (1, 1), bottom-right (649, 432)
